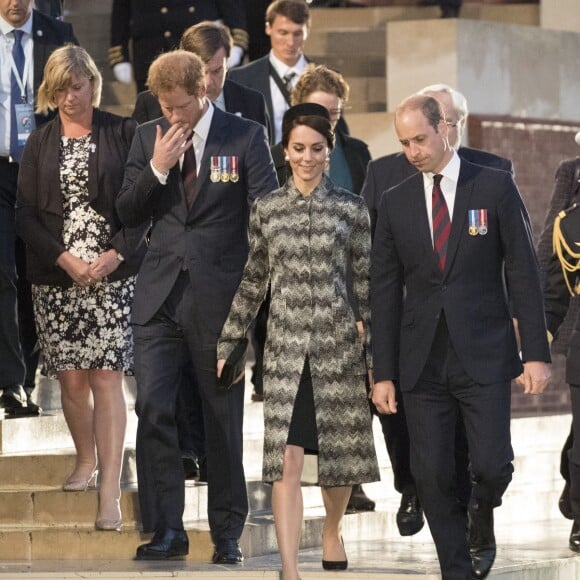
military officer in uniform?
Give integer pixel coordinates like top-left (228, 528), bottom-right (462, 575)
top-left (109, 0), bottom-right (248, 92)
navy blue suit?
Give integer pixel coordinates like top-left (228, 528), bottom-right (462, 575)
top-left (361, 146), bottom-right (514, 501)
top-left (371, 159), bottom-right (549, 579)
top-left (116, 107), bottom-right (278, 540)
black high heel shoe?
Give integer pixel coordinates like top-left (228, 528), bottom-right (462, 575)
top-left (322, 536), bottom-right (348, 570)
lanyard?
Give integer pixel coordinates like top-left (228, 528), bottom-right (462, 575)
top-left (9, 35), bottom-right (31, 103)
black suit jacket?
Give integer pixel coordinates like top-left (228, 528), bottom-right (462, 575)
top-left (31, 10), bottom-right (78, 127)
top-left (116, 107), bottom-right (278, 340)
top-left (228, 54), bottom-right (315, 144)
top-left (132, 79), bottom-right (271, 138)
top-left (371, 159), bottom-right (550, 391)
top-left (362, 146), bottom-right (514, 238)
top-left (15, 109), bottom-right (147, 286)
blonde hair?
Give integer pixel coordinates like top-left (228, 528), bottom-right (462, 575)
top-left (36, 44), bottom-right (102, 115)
top-left (291, 64), bottom-right (349, 106)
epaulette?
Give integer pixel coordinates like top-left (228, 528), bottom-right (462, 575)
top-left (552, 202), bottom-right (580, 295)
top-left (108, 45), bottom-right (125, 68)
top-left (230, 28), bottom-right (249, 52)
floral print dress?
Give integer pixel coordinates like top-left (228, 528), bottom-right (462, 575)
top-left (32, 134), bottom-right (135, 373)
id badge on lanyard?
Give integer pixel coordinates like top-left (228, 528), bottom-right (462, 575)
top-left (10, 46), bottom-right (36, 146)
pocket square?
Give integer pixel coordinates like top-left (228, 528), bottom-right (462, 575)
top-left (218, 338), bottom-right (249, 389)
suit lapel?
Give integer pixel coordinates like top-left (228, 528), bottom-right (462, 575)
top-left (187, 108), bottom-right (230, 216)
top-left (406, 175), bottom-right (434, 260)
top-left (443, 161), bottom-right (475, 276)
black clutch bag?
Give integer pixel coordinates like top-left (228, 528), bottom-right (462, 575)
top-left (218, 338), bottom-right (249, 389)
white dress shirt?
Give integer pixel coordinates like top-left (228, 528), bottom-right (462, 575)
top-left (268, 51), bottom-right (307, 144)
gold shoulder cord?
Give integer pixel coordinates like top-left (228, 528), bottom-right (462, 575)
top-left (552, 203), bottom-right (580, 296)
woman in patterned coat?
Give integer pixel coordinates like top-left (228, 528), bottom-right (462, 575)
top-left (218, 103), bottom-right (379, 580)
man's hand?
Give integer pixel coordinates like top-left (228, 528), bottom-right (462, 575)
top-left (371, 379), bottom-right (398, 415)
top-left (515, 361), bottom-right (551, 394)
top-left (151, 124), bottom-right (192, 175)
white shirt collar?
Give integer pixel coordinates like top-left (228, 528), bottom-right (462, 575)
top-left (424, 149), bottom-right (461, 189)
top-left (193, 99), bottom-right (214, 143)
top-left (268, 50), bottom-right (307, 79)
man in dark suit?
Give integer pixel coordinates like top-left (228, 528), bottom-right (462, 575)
top-left (116, 50), bottom-right (278, 563)
top-left (0, 0), bottom-right (77, 417)
top-left (370, 94), bottom-right (551, 580)
top-left (109, 0), bottom-right (248, 93)
top-left (131, 20), bottom-right (271, 483)
top-left (228, 0), bottom-right (311, 144)
top-left (362, 84), bottom-right (515, 537)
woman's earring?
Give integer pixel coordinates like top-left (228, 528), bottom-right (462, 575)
top-left (325, 156), bottom-right (330, 162)
top-left (284, 154), bottom-right (289, 161)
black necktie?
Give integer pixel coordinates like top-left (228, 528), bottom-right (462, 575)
top-left (10, 29), bottom-right (25, 161)
top-left (182, 142), bottom-right (197, 208)
top-left (432, 174), bottom-right (451, 271)
top-left (283, 71), bottom-right (296, 91)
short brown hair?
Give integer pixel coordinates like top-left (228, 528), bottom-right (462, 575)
top-left (180, 21), bottom-right (232, 61)
top-left (147, 50), bottom-right (204, 97)
top-left (395, 94), bottom-right (443, 132)
top-left (266, 0), bottom-right (310, 27)
top-left (36, 44), bottom-right (102, 115)
top-left (291, 64), bottom-right (349, 106)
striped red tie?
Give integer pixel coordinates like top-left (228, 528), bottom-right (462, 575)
top-left (432, 174), bottom-right (451, 271)
top-left (182, 141), bottom-right (197, 208)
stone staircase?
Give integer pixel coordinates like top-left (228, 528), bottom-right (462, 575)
top-left (0, 371), bottom-right (573, 570)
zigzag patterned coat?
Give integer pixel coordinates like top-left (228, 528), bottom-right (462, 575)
top-left (218, 175), bottom-right (380, 486)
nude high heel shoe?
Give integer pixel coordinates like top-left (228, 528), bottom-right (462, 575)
top-left (62, 469), bottom-right (98, 491)
top-left (95, 497), bottom-right (122, 532)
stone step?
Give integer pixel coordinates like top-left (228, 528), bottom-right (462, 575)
top-left (0, 516), bottom-right (577, 577)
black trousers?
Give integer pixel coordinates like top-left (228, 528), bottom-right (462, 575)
top-left (133, 272), bottom-right (248, 542)
top-left (403, 316), bottom-right (513, 580)
top-left (376, 383), bottom-right (471, 504)
top-left (0, 159), bottom-right (25, 390)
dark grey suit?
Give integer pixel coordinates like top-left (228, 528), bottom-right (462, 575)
top-left (116, 107), bottom-right (278, 542)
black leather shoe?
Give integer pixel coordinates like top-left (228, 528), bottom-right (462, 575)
top-left (346, 484), bottom-right (375, 513)
top-left (0, 387), bottom-right (40, 417)
top-left (181, 450), bottom-right (200, 480)
top-left (569, 520), bottom-right (580, 552)
top-left (396, 493), bottom-right (424, 536)
top-left (468, 501), bottom-right (496, 579)
top-left (560, 481), bottom-right (573, 520)
top-left (135, 528), bottom-right (189, 560)
top-left (212, 539), bottom-right (243, 564)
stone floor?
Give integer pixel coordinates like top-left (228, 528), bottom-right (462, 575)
top-left (0, 515), bottom-right (577, 579)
